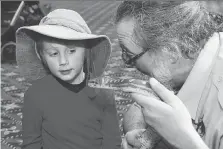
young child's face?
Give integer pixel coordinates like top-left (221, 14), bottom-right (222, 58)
top-left (37, 37), bottom-right (86, 84)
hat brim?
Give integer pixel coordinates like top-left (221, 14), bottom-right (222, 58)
top-left (17, 25), bottom-right (108, 41)
top-left (16, 25), bottom-right (112, 82)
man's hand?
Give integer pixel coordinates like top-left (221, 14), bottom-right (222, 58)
top-left (130, 78), bottom-right (209, 149)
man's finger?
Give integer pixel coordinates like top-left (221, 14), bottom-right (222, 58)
top-left (126, 129), bottom-right (146, 147)
top-left (149, 78), bottom-right (177, 105)
top-left (131, 92), bottom-right (168, 110)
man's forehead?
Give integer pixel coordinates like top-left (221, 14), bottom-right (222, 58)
top-left (116, 17), bottom-right (135, 39)
top-left (117, 18), bottom-right (147, 51)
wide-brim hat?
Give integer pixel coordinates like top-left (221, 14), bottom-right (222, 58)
top-left (16, 9), bottom-right (112, 82)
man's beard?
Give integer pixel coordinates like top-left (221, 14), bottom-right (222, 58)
top-left (136, 65), bottom-right (180, 95)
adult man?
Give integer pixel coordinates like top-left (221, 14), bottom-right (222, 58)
top-left (115, 1), bottom-right (223, 149)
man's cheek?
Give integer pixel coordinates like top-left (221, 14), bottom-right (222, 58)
top-left (136, 60), bottom-right (153, 77)
top-left (152, 66), bottom-right (174, 90)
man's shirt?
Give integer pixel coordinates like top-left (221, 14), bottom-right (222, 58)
top-left (178, 32), bottom-right (223, 149)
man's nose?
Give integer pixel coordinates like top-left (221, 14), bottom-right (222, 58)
top-left (59, 54), bottom-right (69, 66)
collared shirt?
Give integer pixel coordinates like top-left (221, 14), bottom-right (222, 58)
top-left (178, 32), bottom-right (223, 149)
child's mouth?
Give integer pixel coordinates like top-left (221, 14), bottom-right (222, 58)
top-left (60, 69), bottom-right (72, 75)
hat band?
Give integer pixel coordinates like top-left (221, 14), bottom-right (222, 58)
top-left (40, 16), bottom-right (91, 34)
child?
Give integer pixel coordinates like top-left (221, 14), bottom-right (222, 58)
top-left (16, 9), bottom-right (121, 149)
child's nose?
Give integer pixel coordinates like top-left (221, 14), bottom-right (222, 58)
top-left (59, 54), bottom-right (69, 66)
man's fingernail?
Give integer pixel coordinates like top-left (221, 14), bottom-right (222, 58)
top-left (149, 78), bottom-right (159, 86)
top-left (131, 93), bottom-right (142, 103)
top-left (131, 92), bottom-right (138, 96)
top-left (131, 93), bottom-right (137, 99)
top-left (131, 93), bottom-right (143, 99)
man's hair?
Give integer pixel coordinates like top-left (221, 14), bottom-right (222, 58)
top-left (115, 1), bottom-right (223, 60)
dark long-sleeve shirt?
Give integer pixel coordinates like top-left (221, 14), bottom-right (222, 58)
top-left (22, 74), bottom-right (121, 149)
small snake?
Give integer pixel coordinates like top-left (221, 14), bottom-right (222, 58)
top-left (88, 75), bottom-right (162, 149)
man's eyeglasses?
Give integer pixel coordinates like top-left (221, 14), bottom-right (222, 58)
top-left (121, 47), bottom-right (147, 66)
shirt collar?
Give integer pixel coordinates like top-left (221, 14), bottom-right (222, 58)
top-left (55, 75), bottom-right (99, 99)
top-left (56, 75), bottom-right (87, 93)
top-left (177, 33), bottom-right (221, 119)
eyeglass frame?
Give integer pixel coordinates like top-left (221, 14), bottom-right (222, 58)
top-left (121, 46), bottom-right (148, 66)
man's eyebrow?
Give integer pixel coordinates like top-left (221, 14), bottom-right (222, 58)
top-left (118, 42), bottom-right (126, 49)
top-left (119, 43), bottom-right (127, 51)
top-left (119, 43), bottom-right (135, 55)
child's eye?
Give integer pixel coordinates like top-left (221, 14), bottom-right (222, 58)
top-left (49, 52), bottom-right (59, 57)
top-left (68, 49), bottom-right (76, 54)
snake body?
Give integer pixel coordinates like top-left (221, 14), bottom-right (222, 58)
top-left (88, 68), bottom-right (162, 149)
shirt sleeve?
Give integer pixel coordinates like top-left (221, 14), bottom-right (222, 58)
top-left (100, 90), bottom-right (122, 149)
top-left (22, 86), bottom-right (43, 149)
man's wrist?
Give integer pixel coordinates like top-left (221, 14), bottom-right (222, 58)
top-left (191, 132), bottom-right (209, 149)
top-left (182, 127), bottom-right (209, 149)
